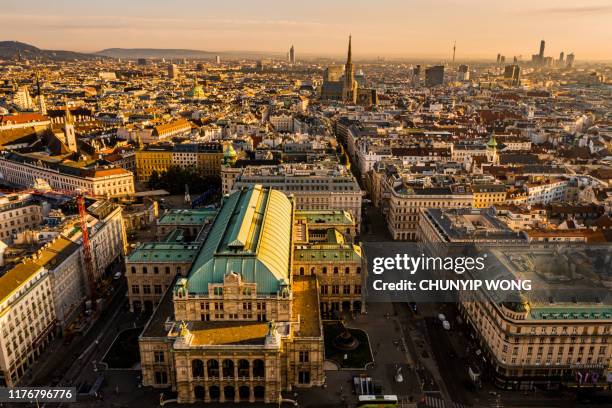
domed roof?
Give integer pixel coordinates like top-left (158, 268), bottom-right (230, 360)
top-left (189, 77), bottom-right (206, 100)
top-left (224, 143), bottom-right (237, 158)
top-left (487, 135), bottom-right (498, 148)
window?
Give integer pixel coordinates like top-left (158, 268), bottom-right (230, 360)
top-left (356, 267), bottom-right (361, 274)
top-left (214, 287), bottom-right (223, 296)
top-left (332, 285), bottom-right (339, 295)
top-left (154, 371), bottom-right (168, 385)
top-left (131, 266), bottom-right (136, 274)
top-left (345, 267), bottom-right (350, 274)
top-left (298, 371), bottom-right (310, 384)
top-left (154, 351), bottom-right (164, 363)
top-left (322, 267), bottom-right (327, 274)
top-left (299, 351), bottom-right (309, 363)
top-left (154, 266), bottom-right (159, 274)
top-left (320, 285), bottom-right (328, 295)
top-left (142, 267), bottom-right (148, 274)
top-left (131, 285), bottom-right (140, 294)
top-left (343, 285), bottom-right (350, 295)
top-left (143, 285), bottom-right (151, 294)
top-left (154, 285), bottom-right (162, 294)
top-left (165, 266), bottom-right (170, 274)
top-left (354, 285), bottom-right (362, 295)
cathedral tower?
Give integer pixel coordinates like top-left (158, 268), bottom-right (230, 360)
top-left (343, 35), bottom-right (357, 103)
top-left (63, 102), bottom-right (77, 153)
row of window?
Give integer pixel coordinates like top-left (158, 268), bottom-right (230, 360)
top-left (298, 266), bottom-right (361, 275)
top-left (131, 265), bottom-right (182, 275)
top-left (131, 284), bottom-right (166, 295)
top-left (320, 284), bottom-right (361, 295)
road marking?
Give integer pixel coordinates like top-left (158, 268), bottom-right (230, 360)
top-left (423, 395), bottom-right (469, 408)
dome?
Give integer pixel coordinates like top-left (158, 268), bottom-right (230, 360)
top-left (189, 77), bottom-right (206, 100)
top-left (487, 135), bottom-right (498, 148)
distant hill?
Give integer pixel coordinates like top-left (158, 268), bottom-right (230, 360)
top-left (96, 48), bottom-right (218, 59)
top-left (96, 48), bottom-right (283, 60)
top-left (0, 41), bottom-right (102, 60)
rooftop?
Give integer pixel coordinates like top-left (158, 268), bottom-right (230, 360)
top-left (292, 275), bottom-right (321, 337)
top-left (185, 185), bottom-right (293, 294)
top-left (157, 209), bottom-right (217, 226)
top-left (189, 321), bottom-right (269, 346)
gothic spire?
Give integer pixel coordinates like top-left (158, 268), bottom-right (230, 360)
top-left (347, 35), bottom-right (352, 65)
top-left (64, 100), bottom-right (74, 125)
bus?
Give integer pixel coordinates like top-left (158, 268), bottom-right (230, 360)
top-left (357, 395), bottom-right (399, 407)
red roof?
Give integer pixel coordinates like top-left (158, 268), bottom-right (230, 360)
top-left (0, 113), bottom-right (48, 125)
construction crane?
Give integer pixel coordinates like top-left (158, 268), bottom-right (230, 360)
top-left (76, 192), bottom-right (96, 302)
top-left (29, 181), bottom-right (97, 302)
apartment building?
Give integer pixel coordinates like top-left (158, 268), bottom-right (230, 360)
top-left (0, 152), bottom-right (135, 197)
top-left (0, 261), bottom-right (56, 386)
top-left (460, 247), bottom-right (612, 389)
top-left (222, 163), bottom-right (363, 230)
top-left (0, 194), bottom-right (44, 244)
top-left (384, 176), bottom-right (472, 240)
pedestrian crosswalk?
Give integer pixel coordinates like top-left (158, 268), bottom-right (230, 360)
top-left (422, 395), bottom-right (468, 408)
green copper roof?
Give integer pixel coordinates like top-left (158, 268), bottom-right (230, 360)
top-left (487, 135), bottom-right (498, 148)
top-left (127, 242), bottom-right (199, 263)
top-left (295, 210), bottom-right (354, 225)
top-left (158, 209), bottom-right (217, 226)
top-left (529, 306), bottom-right (612, 321)
top-left (294, 244), bottom-right (362, 262)
top-left (185, 185), bottom-right (293, 294)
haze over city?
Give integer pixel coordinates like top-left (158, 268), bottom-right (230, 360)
top-left (1, 0), bottom-right (612, 60)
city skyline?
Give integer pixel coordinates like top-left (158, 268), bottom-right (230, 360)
top-left (1, 0), bottom-right (611, 61)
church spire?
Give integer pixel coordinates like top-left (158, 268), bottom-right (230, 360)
top-left (347, 35), bottom-right (352, 64)
top-left (64, 100), bottom-right (74, 125)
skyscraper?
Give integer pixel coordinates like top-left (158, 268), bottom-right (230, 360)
top-left (289, 45), bottom-right (295, 64)
top-left (215, 55), bottom-right (221, 64)
top-left (566, 53), bottom-right (575, 68)
top-left (425, 65), bottom-right (444, 87)
top-left (503, 64), bottom-right (520, 86)
top-left (457, 64), bottom-right (470, 82)
top-left (539, 40), bottom-right (545, 60)
top-left (168, 63), bottom-right (179, 79)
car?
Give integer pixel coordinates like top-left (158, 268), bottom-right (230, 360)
top-left (442, 320), bottom-right (451, 330)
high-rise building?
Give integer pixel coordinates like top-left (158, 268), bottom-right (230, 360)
top-left (566, 53), bottom-right (575, 68)
top-left (215, 55), bottom-right (221, 64)
top-left (559, 51), bottom-right (564, 65)
top-left (496, 53), bottom-right (501, 64)
top-left (168, 63), bottom-right (179, 79)
top-left (503, 64), bottom-right (521, 86)
top-left (289, 45), bottom-right (295, 64)
top-left (500, 55), bottom-right (506, 64)
top-left (457, 64), bottom-right (470, 82)
top-left (425, 65), bottom-right (444, 87)
top-left (539, 40), bottom-right (545, 59)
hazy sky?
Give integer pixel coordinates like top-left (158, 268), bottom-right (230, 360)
top-left (1, 0), bottom-right (611, 60)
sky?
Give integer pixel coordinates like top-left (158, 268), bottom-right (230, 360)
top-left (1, 0), bottom-right (611, 61)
